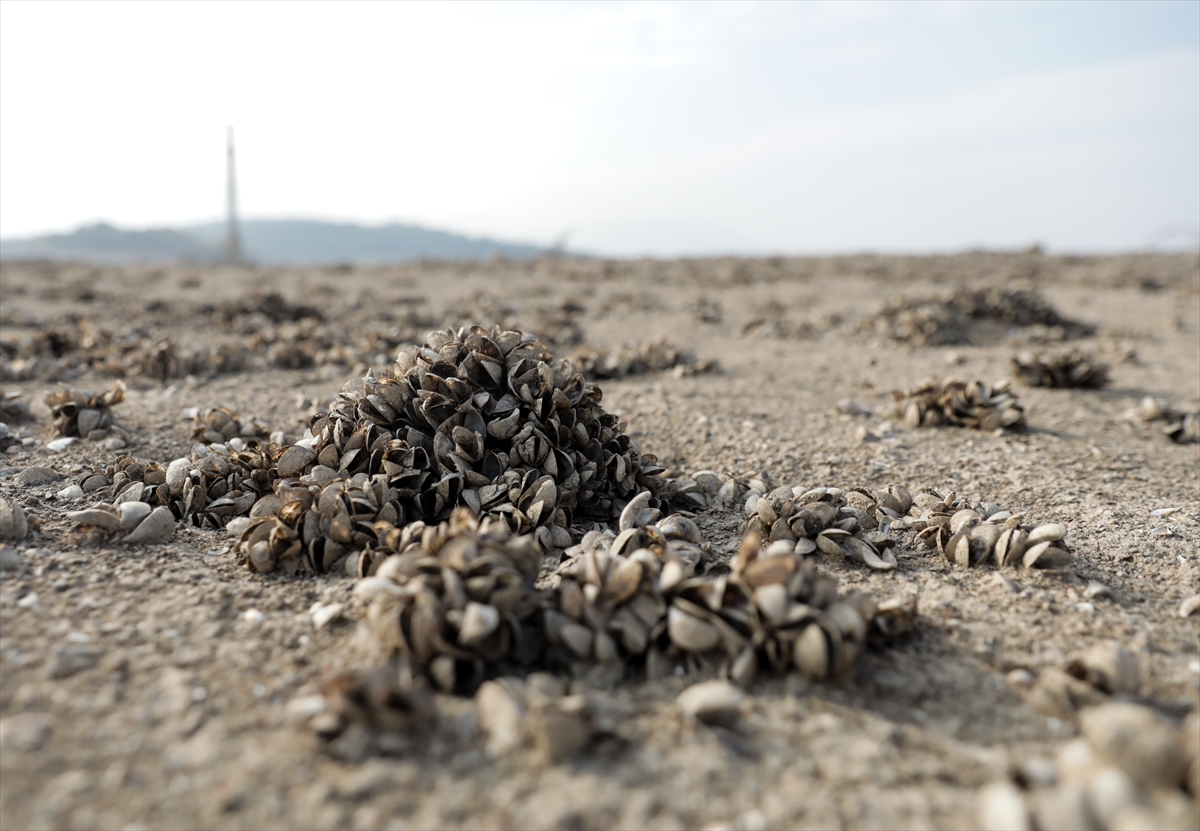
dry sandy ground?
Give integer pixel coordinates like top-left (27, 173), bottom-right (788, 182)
top-left (0, 252), bottom-right (1197, 830)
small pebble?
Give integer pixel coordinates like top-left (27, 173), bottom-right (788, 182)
top-left (1083, 582), bottom-right (1113, 600)
top-left (55, 485), bottom-right (85, 501)
top-left (242, 609), bottom-right (266, 623)
top-left (15, 466), bottom-right (59, 487)
top-left (1180, 594), bottom-right (1200, 618)
top-left (16, 592), bottom-right (39, 609)
top-left (311, 603), bottom-right (344, 630)
top-left (45, 438), bottom-right (77, 452)
top-left (0, 546), bottom-right (21, 571)
top-left (676, 679), bottom-right (745, 725)
top-left (0, 713), bottom-right (53, 752)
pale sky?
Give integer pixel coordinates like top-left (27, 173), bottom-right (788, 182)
top-left (1, 0), bottom-right (1197, 256)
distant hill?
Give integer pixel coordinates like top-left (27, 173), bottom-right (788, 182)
top-left (0, 219), bottom-right (556, 265)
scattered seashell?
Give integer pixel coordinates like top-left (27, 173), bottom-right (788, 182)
top-left (121, 506), bottom-right (175, 545)
top-left (1179, 595), bottom-right (1200, 618)
top-left (0, 498), bottom-right (28, 541)
top-left (676, 680), bottom-right (745, 725)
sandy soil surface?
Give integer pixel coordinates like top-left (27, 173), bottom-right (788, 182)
top-left (0, 252), bottom-right (1197, 831)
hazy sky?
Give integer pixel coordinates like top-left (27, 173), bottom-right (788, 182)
top-left (1, 1), bottom-right (1197, 256)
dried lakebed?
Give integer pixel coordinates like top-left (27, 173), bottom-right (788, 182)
top-left (1, 252), bottom-right (1198, 831)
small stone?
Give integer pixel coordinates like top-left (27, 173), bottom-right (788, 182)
top-left (477, 679), bottom-right (526, 756)
top-left (1083, 582), bottom-right (1113, 600)
top-left (530, 695), bottom-right (592, 762)
top-left (45, 438), bottom-right (77, 452)
top-left (55, 484), bottom-right (85, 501)
top-left (242, 609), bottom-right (266, 624)
top-left (676, 680), bottom-right (746, 725)
top-left (0, 545), bottom-right (21, 571)
top-left (225, 517), bottom-right (251, 538)
top-left (311, 603), bottom-right (344, 630)
top-left (100, 436), bottom-right (127, 451)
top-left (15, 466), bottom-right (59, 487)
top-left (1180, 594), bottom-right (1200, 618)
top-left (16, 592), bottom-right (39, 609)
top-left (1006, 668), bottom-right (1036, 689)
top-left (0, 713), bottom-right (53, 752)
top-left (46, 645), bottom-right (102, 679)
top-left (976, 780), bottom-right (1030, 831)
top-left (285, 695), bottom-right (328, 721)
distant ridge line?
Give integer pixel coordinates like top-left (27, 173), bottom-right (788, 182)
top-left (0, 219), bottom-right (564, 266)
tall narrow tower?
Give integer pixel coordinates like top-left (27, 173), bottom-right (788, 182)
top-left (223, 127), bottom-right (243, 263)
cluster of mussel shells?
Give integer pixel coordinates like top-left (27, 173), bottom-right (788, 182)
top-left (72, 441), bottom-right (276, 531)
top-left (353, 498), bottom-right (911, 696)
top-left (908, 488), bottom-right (1072, 569)
top-left (229, 325), bottom-right (669, 573)
top-left (567, 340), bottom-right (716, 381)
top-left (893, 378), bottom-right (1026, 432)
top-left (190, 406), bottom-right (275, 445)
top-left (740, 483), bottom-right (913, 572)
top-left (1127, 396), bottom-right (1200, 445)
top-left (44, 380), bottom-right (128, 439)
top-left (978, 701), bottom-right (1198, 831)
top-left (1011, 348), bottom-right (1111, 389)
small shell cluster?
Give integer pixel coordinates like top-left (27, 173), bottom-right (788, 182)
top-left (893, 378), bottom-right (1026, 431)
top-left (568, 340), bottom-right (717, 380)
top-left (73, 443), bottom-right (277, 531)
top-left (860, 287), bottom-right (1092, 347)
top-left (977, 703), bottom-right (1198, 831)
top-left (1011, 349), bottom-right (1111, 389)
top-left (66, 501), bottom-right (176, 545)
top-left (0, 389), bottom-right (33, 424)
top-left (44, 380), bottom-right (128, 440)
top-left (1127, 396), bottom-right (1200, 444)
top-left (1025, 641), bottom-right (1140, 719)
top-left (909, 489), bottom-right (1073, 569)
top-left (741, 483), bottom-right (914, 572)
top-left (353, 507), bottom-right (909, 696)
top-left (190, 407), bottom-right (274, 445)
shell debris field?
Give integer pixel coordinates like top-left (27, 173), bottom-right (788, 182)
top-left (0, 253), bottom-right (1197, 831)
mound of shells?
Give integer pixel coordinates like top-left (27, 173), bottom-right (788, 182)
top-left (225, 326), bottom-right (670, 574)
top-left (893, 378), bottom-right (1026, 431)
top-left (568, 340), bottom-right (717, 380)
top-left (353, 505), bottom-right (913, 698)
top-left (44, 380), bottom-right (128, 440)
top-left (977, 703), bottom-right (1198, 831)
top-left (860, 287), bottom-right (1093, 347)
top-left (908, 488), bottom-right (1073, 569)
top-left (1011, 349), bottom-right (1111, 388)
top-left (1127, 396), bottom-right (1200, 444)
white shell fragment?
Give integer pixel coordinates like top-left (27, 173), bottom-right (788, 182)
top-left (0, 498), bottom-right (29, 541)
top-left (1180, 594), bottom-right (1200, 618)
top-left (121, 506), bottom-right (176, 544)
top-left (676, 680), bottom-right (745, 724)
